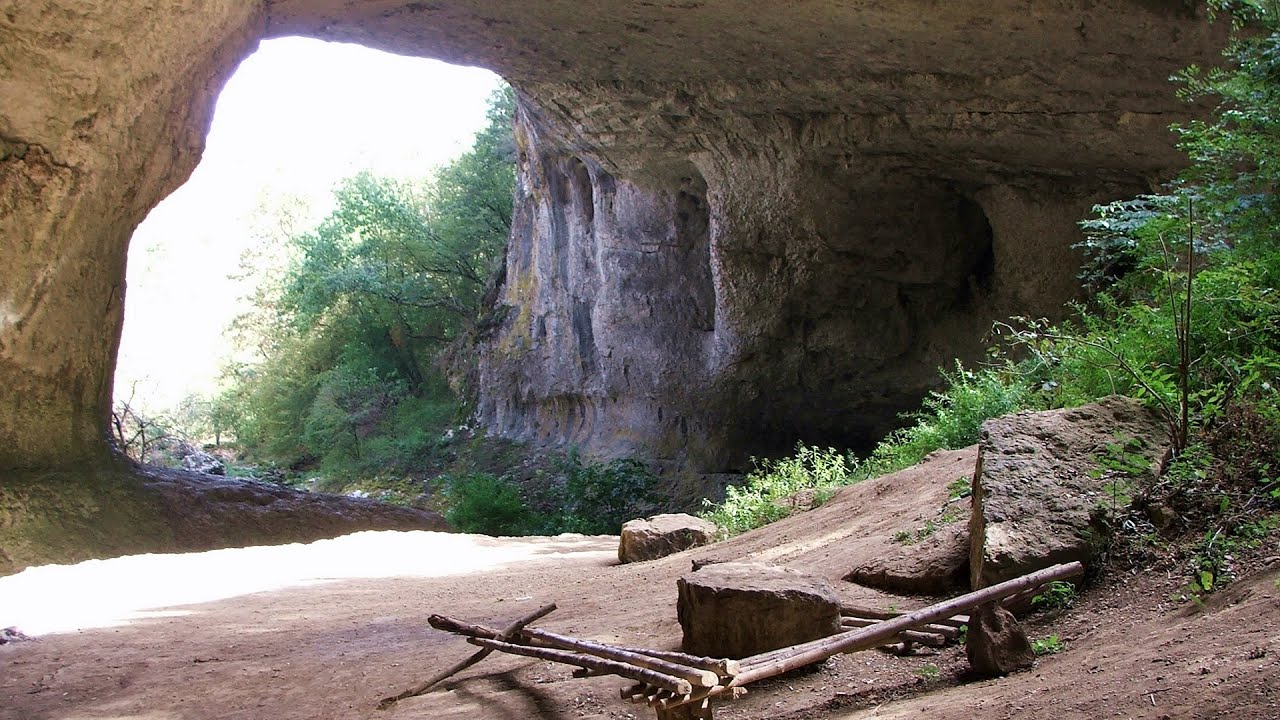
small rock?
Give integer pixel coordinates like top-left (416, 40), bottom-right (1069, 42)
top-left (1146, 503), bottom-right (1178, 530)
top-left (677, 562), bottom-right (841, 658)
top-left (966, 603), bottom-right (1035, 676)
top-left (618, 513), bottom-right (717, 564)
top-left (0, 627), bottom-right (32, 644)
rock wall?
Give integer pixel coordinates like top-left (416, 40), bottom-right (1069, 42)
top-left (2, 1), bottom-right (1226, 481)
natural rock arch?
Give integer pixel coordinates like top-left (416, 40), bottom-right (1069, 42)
top-left (0, 2), bottom-right (1225, 566)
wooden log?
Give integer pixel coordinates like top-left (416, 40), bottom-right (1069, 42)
top-left (468, 637), bottom-right (694, 695)
top-left (519, 627), bottom-right (720, 688)
top-left (429, 613), bottom-right (506, 638)
top-left (841, 617), bottom-right (957, 641)
top-left (620, 683), bottom-right (648, 700)
top-left (607, 645), bottom-right (741, 678)
top-left (654, 684), bottom-right (727, 709)
top-left (841, 604), bottom-right (970, 628)
top-left (377, 602), bottom-right (556, 710)
top-left (732, 562), bottom-right (1083, 686)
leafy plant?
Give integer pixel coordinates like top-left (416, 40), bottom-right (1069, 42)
top-left (1031, 635), bottom-right (1065, 655)
top-left (947, 476), bottom-right (972, 500)
top-left (1030, 581), bottom-right (1078, 611)
top-left (915, 663), bottom-right (941, 681)
top-left (860, 361), bottom-right (1032, 478)
top-left (700, 444), bottom-right (858, 536)
top-left (547, 451), bottom-right (661, 535)
top-left (440, 472), bottom-right (540, 536)
top-left (210, 85), bottom-right (516, 478)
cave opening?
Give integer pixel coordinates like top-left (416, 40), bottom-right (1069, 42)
top-left (111, 36), bottom-right (505, 463)
top-left (722, 179), bottom-right (1000, 464)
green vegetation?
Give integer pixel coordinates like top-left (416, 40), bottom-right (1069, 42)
top-left (915, 663), bottom-right (941, 681)
top-left (1031, 634), bottom-right (1065, 656)
top-left (947, 476), bottom-right (972, 500)
top-left (699, 444), bottom-right (857, 536)
top-left (439, 453), bottom-right (660, 536)
top-left (859, 361), bottom-right (1032, 478)
top-left (1030, 581), bottom-right (1078, 612)
top-left (213, 86), bottom-right (516, 480)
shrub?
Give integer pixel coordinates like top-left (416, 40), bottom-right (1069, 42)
top-left (548, 452), bottom-right (660, 535)
top-left (440, 472), bottom-right (541, 536)
top-left (861, 361), bottom-right (1033, 478)
top-left (700, 444), bottom-right (857, 536)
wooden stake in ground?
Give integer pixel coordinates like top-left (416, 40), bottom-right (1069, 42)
top-left (377, 602), bottom-right (557, 710)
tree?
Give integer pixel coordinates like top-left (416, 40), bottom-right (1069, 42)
top-left (218, 84), bottom-right (517, 475)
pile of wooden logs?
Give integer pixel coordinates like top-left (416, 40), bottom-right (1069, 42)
top-left (382, 561), bottom-right (1084, 719)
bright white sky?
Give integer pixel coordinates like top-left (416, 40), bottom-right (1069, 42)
top-left (114, 37), bottom-right (503, 413)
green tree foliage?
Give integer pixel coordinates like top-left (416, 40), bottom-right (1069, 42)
top-left (1007, 2), bottom-right (1280, 449)
top-left (221, 85), bottom-right (516, 477)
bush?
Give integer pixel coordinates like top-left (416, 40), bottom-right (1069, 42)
top-left (700, 444), bottom-right (857, 537)
top-left (548, 452), bottom-right (661, 535)
top-left (440, 473), bottom-right (541, 536)
top-left (862, 361), bottom-right (1034, 477)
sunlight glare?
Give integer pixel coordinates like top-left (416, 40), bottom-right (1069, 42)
top-left (0, 531), bottom-right (613, 637)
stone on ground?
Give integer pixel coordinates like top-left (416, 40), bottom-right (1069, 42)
top-left (844, 521), bottom-right (970, 595)
top-left (180, 450), bottom-right (226, 476)
top-left (966, 602), bottom-right (1035, 676)
top-left (970, 396), bottom-right (1168, 588)
top-left (677, 562), bottom-right (840, 658)
top-left (618, 513), bottom-right (717, 564)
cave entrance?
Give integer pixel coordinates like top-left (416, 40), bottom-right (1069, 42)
top-left (724, 178), bottom-right (1000, 463)
top-left (111, 36), bottom-right (505, 466)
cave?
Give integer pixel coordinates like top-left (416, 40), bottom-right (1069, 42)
top-left (0, 1), bottom-right (1228, 567)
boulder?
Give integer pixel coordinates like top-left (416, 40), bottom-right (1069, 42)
top-left (677, 562), bottom-right (841, 658)
top-left (845, 522), bottom-right (970, 595)
top-left (618, 513), bottom-right (717, 564)
top-left (966, 603), bottom-right (1035, 677)
top-left (970, 396), bottom-right (1168, 588)
top-left (181, 450), bottom-right (226, 476)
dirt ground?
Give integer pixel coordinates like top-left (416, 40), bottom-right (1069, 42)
top-left (3, 449), bottom-right (1278, 720)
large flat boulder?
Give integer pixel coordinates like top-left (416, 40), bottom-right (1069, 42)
top-left (844, 521), bottom-right (970, 595)
top-left (618, 513), bottom-right (717, 564)
top-left (677, 562), bottom-right (841, 658)
top-left (969, 396), bottom-right (1168, 588)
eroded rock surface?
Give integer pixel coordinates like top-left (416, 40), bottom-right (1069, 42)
top-left (618, 513), bottom-right (717, 564)
top-left (0, 1), bottom-right (1227, 564)
top-left (0, 464), bottom-right (449, 576)
top-left (969, 396), bottom-right (1169, 588)
top-left (677, 562), bottom-right (841, 658)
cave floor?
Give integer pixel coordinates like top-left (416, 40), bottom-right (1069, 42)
top-left (1, 511), bottom-right (1277, 720)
